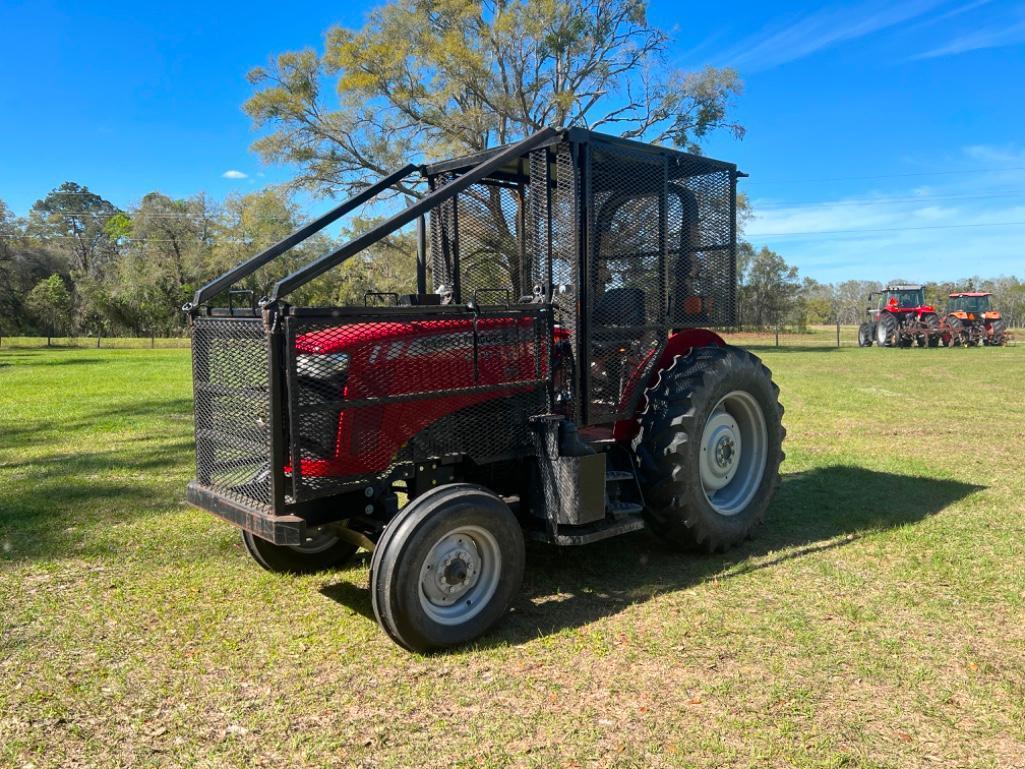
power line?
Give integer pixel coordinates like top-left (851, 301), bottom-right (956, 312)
top-left (744, 166), bottom-right (1025, 184)
top-left (753, 190), bottom-right (1025, 209)
top-left (746, 221), bottom-right (1025, 238)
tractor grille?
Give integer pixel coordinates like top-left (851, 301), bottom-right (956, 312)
top-left (191, 316), bottom-right (273, 510)
top-left (283, 308), bottom-right (550, 503)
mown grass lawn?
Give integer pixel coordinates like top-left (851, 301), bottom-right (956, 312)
top-left (2, 334), bottom-right (1024, 768)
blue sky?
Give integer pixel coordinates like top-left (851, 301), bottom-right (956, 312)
top-left (1, 0), bottom-right (1023, 283)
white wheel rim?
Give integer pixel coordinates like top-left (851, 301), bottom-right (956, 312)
top-left (288, 526), bottom-right (340, 554)
top-left (699, 390), bottom-right (768, 516)
top-left (418, 525), bottom-right (501, 625)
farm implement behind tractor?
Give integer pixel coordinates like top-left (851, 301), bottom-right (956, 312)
top-left (858, 285), bottom-right (941, 348)
top-left (943, 292), bottom-right (1007, 347)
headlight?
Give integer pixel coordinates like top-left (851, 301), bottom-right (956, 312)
top-left (296, 353), bottom-right (350, 380)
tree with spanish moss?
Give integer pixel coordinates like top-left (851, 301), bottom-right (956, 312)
top-left (244, 0), bottom-right (744, 199)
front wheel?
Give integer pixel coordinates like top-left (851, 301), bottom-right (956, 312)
top-left (370, 484), bottom-right (524, 652)
top-left (632, 346), bottom-right (785, 552)
top-left (242, 528), bottom-right (358, 574)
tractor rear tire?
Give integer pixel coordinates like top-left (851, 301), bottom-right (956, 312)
top-left (876, 313), bottom-right (897, 347)
top-left (923, 313), bottom-right (941, 347)
top-left (242, 528), bottom-right (358, 575)
top-left (946, 316), bottom-right (964, 347)
top-left (370, 484), bottom-right (524, 652)
top-left (989, 318), bottom-right (1006, 346)
top-left (632, 346), bottom-right (785, 553)
top-left (858, 323), bottom-right (874, 347)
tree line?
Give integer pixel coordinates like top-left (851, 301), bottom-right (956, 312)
top-left (0, 184), bottom-right (423, 339)
top-left (4, 0), bottom-right (1022, 338)
top-left (5, 181), bottom-right (1022, 340)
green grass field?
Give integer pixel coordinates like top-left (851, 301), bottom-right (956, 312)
top-left (2, 332), bottom-right (1024, 768)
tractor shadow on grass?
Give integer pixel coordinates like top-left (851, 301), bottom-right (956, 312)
top-left (486, 465), bottom-right (983, 648)
top-left (319, 466), bottom-right (982, 649)
top-left (331, 465), bottom-right (982, 649)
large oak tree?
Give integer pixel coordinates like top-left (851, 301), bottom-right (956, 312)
top-left (244, 0), bottom-right (744, 198)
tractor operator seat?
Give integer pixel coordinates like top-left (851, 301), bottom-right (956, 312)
top-left (593, 287), bottom-right (646, 328)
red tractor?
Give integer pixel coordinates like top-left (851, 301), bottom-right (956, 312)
top-left (184, 128), bottom-right (785, 651)
top-left (942, 292), bottom-right (1006, 347)
top-left (858, 285), bottom-right (941, 348)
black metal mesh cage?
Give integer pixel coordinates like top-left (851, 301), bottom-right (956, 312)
top-left (583, 140), bottom-right (736, 423)
top-left (429, 176), bottom-right (532, 303)
top-left (191, 316), bottom-right (273, 510)
top-left (282, 308), bottom-right (550, 503)
top-left (427, 134), bottom-right (736, 426)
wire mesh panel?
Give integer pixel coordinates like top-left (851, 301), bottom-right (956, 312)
top-left (586, 144), bottom-right (668, 424)
top-left (191, 316), bottom-right (273, 510)
top-left (582, 140), bottom-right (737, 424)
top-left (283, 308), bottom-right (550, 502)
top-left (430, 179), bottom-right (529, 303)
top-left (667, 159), bottom-right (736, 327)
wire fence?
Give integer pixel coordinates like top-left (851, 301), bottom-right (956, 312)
top-left (0, 335), bottom-right (192, 349)
top-left (1, 325), bottom-right (1018, 351)
top-left (720, 324), bottom-right (1019, 349)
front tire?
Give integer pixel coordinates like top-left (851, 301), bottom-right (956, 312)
top-left (242, 528), bottom-right (358, 574)
top-left (370, 484), bottom-right (524, 652)
top-left (632, 346), bottom-right (785, 552)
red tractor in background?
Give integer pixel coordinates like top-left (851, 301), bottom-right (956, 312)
top-left (942, 292), bottom-right (1007, 346)
top-left (858, 285), bottom-right (941, 348)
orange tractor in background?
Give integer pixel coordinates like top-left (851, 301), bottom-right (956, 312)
top-left (942, 292), bottom-right (1007, 347)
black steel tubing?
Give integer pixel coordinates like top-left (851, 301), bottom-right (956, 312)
top-left (190, 164), bottom-right (416, 308)
top-left (268, 127), bottom-right (558, 302)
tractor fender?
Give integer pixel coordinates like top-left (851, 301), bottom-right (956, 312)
top-left (611, 328), bottom-right (726, 442)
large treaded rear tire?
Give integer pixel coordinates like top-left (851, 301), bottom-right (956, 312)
top-left (858, 323), bottom-right (874, 347)
top-left (631, 346), bottom-right (785, 552)
top-left (876, 313), bottom-right (897, 347)
top-left (989, 318), bottom-right (1006, 346)
top-left (946, 315), bottom-right (964, 347)
top-left (923, 313), bottom-right (941, 347)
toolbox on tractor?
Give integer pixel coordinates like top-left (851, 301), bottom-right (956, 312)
top-left (184, 127), bottom-right (785, 651)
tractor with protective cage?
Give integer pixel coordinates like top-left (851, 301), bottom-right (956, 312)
top-left (184, 127), bottom-right (785, 651)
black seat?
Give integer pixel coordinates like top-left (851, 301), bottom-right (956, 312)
top-left (593, 287), bottom-right (645, 327)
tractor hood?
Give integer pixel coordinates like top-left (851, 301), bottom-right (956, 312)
top-left (294, 316), bottom-right (543, 355)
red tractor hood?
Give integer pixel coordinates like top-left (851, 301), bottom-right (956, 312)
top-left (295, 316), bottom-right (549, 354)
